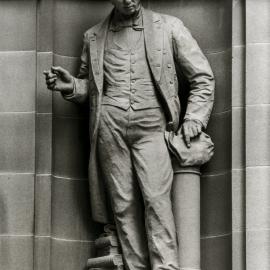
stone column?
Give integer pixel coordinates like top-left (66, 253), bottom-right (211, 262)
top-left (172, 171), bottom-right (201, 270)
top-left (232, 1), bottom-right (245, 270)
top-left (245, 1), bottom-right (270, 270)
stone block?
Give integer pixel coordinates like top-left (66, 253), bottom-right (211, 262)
top-left (0, 113), bottom-right (35, 173)
top-left (201, 234), bottom-right (232, 270)
top-left (54, 0), bottom-right (112, 56)
top-left (201, 172), bottom-right (231, 237)
top-left (246, 105), bottom-right (270, 167)
top-left (148, 0), bottom-right (232, 53)
top-left (53, 91), bottom-right (89, 118)
top-left (232, 108), bottom-right (245, 169)
top-left (37, 0), bottom-right (54, 52)
top-left (51, 176), bottom-right (100, 240)
top-left (0, 51), bottom-right (35, 112)
top-left (233, 0), bottom-right (245, 46)
top-left (207, 49), bottom-right (232, 114)
top-left (35, 175), bottom-right (52, 236)
top-left (232, 46), bottom-right (245, 107)
top-left (34, 237), bottom-right (51, 270)
top-left (54, 54), bottom-right (80, 76)
top-left (52, 116), bottom-right (89, 179)
top-left (232, 231), bottom-right (245, 270)
top-left (202, 111), bottom-right (232, 174)
top-left (36, 114), bottom-right (52, 174)
top-left (246, 166), bottom-right (270, 230)
top-left (0, 0), bottom-right (36, 51)
top-left (246, 43), bottom-right (270, 105)
top-left (0, 236), bottom-right (33, 270)
top-left (246, 230), bottom-right (270, 270)
top-left (0, 174), bottom-right (34, 235)
top-left (232, 169), bottom-right (245, 232)
top-left (246, 0), bottom-right (270, 44)
top-left (51, 238), bottom-right (95, 270)
top-left (37, 52), bottom-right (53, 113)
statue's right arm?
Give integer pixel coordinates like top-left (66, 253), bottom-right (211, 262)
top-left (62, 33), bottom-right (90, 104)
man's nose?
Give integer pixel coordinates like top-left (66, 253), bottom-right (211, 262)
top-left (123, 0), bottom-right (132, 4)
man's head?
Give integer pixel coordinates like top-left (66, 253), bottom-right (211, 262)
top-left (109, 0), bottom-right (141, 16)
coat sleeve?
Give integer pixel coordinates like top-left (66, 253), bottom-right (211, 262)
top-left (62, 33), bottom-right (90, 104)
top-left (172, 18), bottom-right (215, 129)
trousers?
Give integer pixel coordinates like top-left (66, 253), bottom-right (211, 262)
top-left (97, 105), bottom-right (179, 270)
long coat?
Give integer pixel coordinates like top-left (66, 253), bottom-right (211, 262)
top-left (63, 8), bottom-right (215, 224)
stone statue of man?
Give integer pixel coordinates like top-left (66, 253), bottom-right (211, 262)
top-left (44, 1), bottom-right (215, 270)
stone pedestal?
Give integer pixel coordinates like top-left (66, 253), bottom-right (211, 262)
top-left (172, 171), bottom-right (201, 270)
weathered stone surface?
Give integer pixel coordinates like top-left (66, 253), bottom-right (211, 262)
top-left (52, 116), bottom-right (89, 179)
top-left (35, 175), bottom-right (52, 236)
top-left (51, 176), bottom-right (100, 240)
top-left (37, 53), bottom-right (53, 113)
top-left (0, 236), bottom-right (34, 270)
top-left (51, 238), bottom-right (95, 270)
top-left (0, 174), bottom-right (34, 235)
top-left (0, 0), bottom-right (36, 51)
top-left (0, 113), bottom-right (35, 173)
top-left (36, 114), bottom-right (52, 174)
top-left (0, 51), bottom-right (35, 112)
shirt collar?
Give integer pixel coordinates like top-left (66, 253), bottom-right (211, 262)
top-left (110, 6), bottom-right (144, 32)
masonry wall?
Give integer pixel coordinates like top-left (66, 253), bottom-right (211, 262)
top-left (0, 0), bottom-right (269, 270)
top-left (0, 1), bottom-right (36, 269)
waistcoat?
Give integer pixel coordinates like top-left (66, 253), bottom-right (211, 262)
top-left (102, 24), bottom-right (161, 110)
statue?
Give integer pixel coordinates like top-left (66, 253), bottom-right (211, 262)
top-left (44, 1), bottom-right (215, 270)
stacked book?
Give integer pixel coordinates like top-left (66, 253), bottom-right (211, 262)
top-left (87, 225), bottom-right (124, 270)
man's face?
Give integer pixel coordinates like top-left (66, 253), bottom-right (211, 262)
top-left (109, 0), bottom-right (141, 16)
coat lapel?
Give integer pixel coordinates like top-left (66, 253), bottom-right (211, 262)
top-left (89, 8), bottom-right (164, 90)
top-left (89, 13), bottom-right (112, 92)
top-left (143, 8), bottom-right (163, 83)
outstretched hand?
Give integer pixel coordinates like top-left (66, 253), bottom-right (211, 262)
top-left (181, 119), bottom-right (203, 148)
top-left (43, 66), bottom-right (74, 95)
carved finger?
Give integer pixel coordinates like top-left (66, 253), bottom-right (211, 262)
top-left (51, 66), bottom-right (68, 76)
top-left (183, 124), bottom-right (191, 148)
top-left (190, 125), bottom-right (197, 137)
top-left (54, 84), bottom-right (63, 92)
top-left (47, 77), bottom-right (57, 84)
top-left (46, 77), bottom-right (57, 84)
top-left (48, 74), bottom-right (57, 80)
top-left (197, 124), bottom-right (202, 134)
top-left (44, 71), bottom-right (56, 79)
top-left (47, 82), bottom-right (56, 90)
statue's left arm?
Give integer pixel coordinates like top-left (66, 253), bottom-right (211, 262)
top-left (172, 18), bottom-right (215, 130)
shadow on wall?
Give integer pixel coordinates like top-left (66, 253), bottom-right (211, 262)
top-left (0, 189), bottom-right (9, 267)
